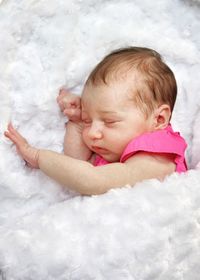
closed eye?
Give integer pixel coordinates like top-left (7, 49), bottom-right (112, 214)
top-left (104, 119), bottom-right (121, 125)
top-left (82, 119), bottom-right (92, 125)
top-left (105, 120), bottom-right (116, 124)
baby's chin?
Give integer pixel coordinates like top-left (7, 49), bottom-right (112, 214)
top-left (100, 153), bottom-right (120, 163)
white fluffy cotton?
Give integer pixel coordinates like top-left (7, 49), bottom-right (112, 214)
top-left (0, 0), bottom-right (200, 279)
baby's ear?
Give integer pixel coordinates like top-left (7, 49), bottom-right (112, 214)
top-left (154, 104), bottom-right (171, 130)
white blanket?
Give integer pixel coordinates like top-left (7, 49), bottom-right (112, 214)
top-left (0, 0), bottom-right (200, 279)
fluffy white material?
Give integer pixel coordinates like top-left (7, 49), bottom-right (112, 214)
top-left (191, 108), bottom-right (200, 168)
top-left (0, 0), bottom-right (200, 279)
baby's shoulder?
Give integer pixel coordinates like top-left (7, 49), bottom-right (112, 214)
top-left (121, 125), bottom-right (186, 162)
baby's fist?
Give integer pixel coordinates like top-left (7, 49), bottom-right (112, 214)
top-left (57, 88), bottom-right (81, 122)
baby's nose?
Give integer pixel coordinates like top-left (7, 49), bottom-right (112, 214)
top-left (88, 123), bottom-right (103, 139)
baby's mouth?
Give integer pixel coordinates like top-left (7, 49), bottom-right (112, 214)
top-left (91, 146), bottom-right (109, 154)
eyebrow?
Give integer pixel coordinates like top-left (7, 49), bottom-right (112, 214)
top-left (81, 108), bottom-right (119, 115)
top-left (99, 110), bottom-right (118, 114)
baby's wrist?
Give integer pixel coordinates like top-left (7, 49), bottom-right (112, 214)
top-left (27, 146), bottom-right (40, 169)
top-left (35, 148), bottom-right (40, 169)
top-left (66, 120), bottom-right (84, 132)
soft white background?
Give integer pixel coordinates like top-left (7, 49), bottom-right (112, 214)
top-left (0, 0), bottom-right (200, 279)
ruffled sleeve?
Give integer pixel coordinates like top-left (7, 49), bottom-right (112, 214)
top-left (120, 125), bottom-right (187, 173)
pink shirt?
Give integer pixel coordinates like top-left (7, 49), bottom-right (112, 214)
top-left (94, 124), bottom-right (187, 173)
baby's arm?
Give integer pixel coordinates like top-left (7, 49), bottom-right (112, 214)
top-left (38, 150), bottom-right (175, 195)
top-left (5, 124), bottom-right (175, 195)
top-left (57, 88), bottom-right (92, 161)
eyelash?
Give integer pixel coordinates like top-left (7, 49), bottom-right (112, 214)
top-left (82, 119), bottom-right (120, 126)
top-left (82, 119), bottom-right (92, 125)
top-left (104, 120), bottom-right (117, 124)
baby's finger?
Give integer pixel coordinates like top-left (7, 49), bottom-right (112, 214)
top-left (6, 123), bottom-right (27, 146)
top-left (57, 100), bottom-right (65, 112)
top-left (4, 130), bottom-right (20, 145)
top-left (8, 123), bottom-right (19, 135)
top-left (63, 108), bottom-right (81, 121)
top-left (57, 92), bottom-right (65, 102)
top-left (56, 92), bottom-right (64, 105)
top-left (59, 88), bottom-right (70, 95)
top-left (70, 98), bottom-right (81, 109)
top-left (8, 123), bottom-right (26, 141)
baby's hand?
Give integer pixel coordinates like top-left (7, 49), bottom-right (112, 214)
top-left (4, 123), bottom-right (40, 169)
top-left (57, 88), bottom-right (81, 122)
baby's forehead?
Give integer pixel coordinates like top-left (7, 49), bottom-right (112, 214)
top-left (83, 73), bottom-right (143, 98)
top-left (81, 83), bottom-right (140, 114)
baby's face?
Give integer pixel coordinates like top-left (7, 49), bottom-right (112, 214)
top-left (81, 81), bottom-right (155, 162)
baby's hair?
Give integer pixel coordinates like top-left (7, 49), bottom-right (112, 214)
top-left (85, 47), bottom-right (177, 117)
